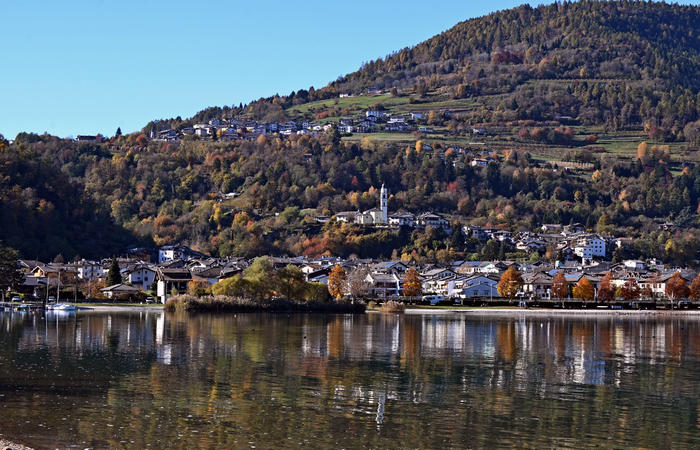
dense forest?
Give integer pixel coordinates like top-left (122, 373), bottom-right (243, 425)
top-left (1, 1), bottom-right (699, 264)
top-left (2, 129), bottom-right (698, 264)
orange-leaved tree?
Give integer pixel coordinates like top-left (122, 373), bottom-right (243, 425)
top-left (572, 277), bottom-right (594, 301)
top-left (665, 272), bottom-right (689, 299)
top-left (690, 273), bottom-right (700, 299)
top-left (402, 268), bottom-right (422, 298)
top-left (551, 272), bottom-right (568, 299)
top-left (597, 272), bottom-right (615, 302)
top-left (620, 279), bottom-right (640, 300)
top-left (328, 265), bottom-right (347, 300)
top-left (497, 267), bottom-right (524, 299)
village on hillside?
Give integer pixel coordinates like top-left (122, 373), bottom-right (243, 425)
top-left (76, 101), bottom-right (485, 146)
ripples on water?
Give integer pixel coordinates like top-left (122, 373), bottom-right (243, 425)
top-left (0, 310), bottom-right (698, 448)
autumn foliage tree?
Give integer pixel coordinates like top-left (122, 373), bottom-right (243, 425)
top-left (497, 267), bottom-right (524, 299)
top-left (620, 279), bottom-right (640, 300)
top-left (551, 272), bottom-right (568, 299)
top-left (328, 265), bottom-right (346, 300)
top-left (690, 274), bottom-right (700, 300)
top-left (665, 272), bottom-right (690, 299)
top-left (187, 280), bottom-right (210, 297)
top-left (597, 272), bottom-right (615, 302)
top-left (402, 268), bottom-right (422, 298)
top-left (572, 277), bottom-right (594, 301)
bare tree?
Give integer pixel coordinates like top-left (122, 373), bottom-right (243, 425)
top-left (346, 266), bottom-right (372, 300)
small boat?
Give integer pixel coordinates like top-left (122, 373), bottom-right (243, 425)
top-left (53, 304), bottom-right (78, 311)
top-left (16, 304), bottom-right (29, 311)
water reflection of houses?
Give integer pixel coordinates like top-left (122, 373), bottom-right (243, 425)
top-left (12, 312), bottom-right (162, 357)
top-left (4, 309), bottom-right (700, 429)
top-left (9, 311), bottom-right (699, 397)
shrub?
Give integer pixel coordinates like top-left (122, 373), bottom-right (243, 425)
top-left (163, 294), bottom-right (365, 314)
top-left (379, 300), bottom-right (405, 313)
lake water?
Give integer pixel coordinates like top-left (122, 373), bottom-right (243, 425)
top-left (0, 310), bottom-right (699, 448)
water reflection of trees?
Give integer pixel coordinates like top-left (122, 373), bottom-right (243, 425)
top-left (0, 311), bottom-right (698, 448)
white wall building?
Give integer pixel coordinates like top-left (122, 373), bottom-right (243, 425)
top-left (574, 236), bottom-right (606, 259)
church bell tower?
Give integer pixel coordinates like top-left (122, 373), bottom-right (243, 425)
top-left (380, 184), bottom-right (388, 223)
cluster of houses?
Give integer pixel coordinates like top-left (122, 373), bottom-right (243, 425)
top-left (145, 106), bottom-right (489, 143)
top-left (336, 110), bottom-right (429, 134)
top-left (465, 223), bottom-right (612, 261)
top-left (11, 240), bottom-right (696, 305)
top-left (150, 118), bottom-right (335, 142)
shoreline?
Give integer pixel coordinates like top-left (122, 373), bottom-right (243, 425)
top-left (80, 305), bottom-right (164, 313)
top-left (403, 307), bottom-right (700, 317)
top-left (60, 305), bottom-right (700, 317)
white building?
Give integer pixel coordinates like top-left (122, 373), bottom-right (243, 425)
top-left (366, 110), bottom-right (387, 119)
top-left (454, 276), bottom-right (500, 299)
top-left (123, 265), bottom-right (157, 291)
top-left (75, 260), bottom-right (104, 280)
top-left (574, 236), bottom-right (606, 259)
top-left (389, 211), bottom-right (415, 227)
top-left (416, 212), bottom-right (449, 230)
top-left (365, 272), bottom-right (401, 298)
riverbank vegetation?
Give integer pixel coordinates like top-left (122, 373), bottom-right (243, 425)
top-left (166, 256), bottom-right (365, 313)
top-left (164, 294), bottom-right (365, 313)
top-left (379, 300), bottom-right (406, 313)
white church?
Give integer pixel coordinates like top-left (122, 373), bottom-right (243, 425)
top-left (335, 184), bottom-right (388, 225)
top-left (333, 184), bottom-right (451, 230)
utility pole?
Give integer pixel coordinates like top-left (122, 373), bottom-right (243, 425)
top-left (57, 269), bottom-right (61, 303)
top-left (44, 276), bottom-right (48, 308)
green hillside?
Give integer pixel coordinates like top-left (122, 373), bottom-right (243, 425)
top-left (148, 1), bottom-right (700, 158)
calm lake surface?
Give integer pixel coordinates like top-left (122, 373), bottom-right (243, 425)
top-left (0, 310), bottom-right (699, 448)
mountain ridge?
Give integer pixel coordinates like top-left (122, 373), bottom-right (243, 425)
top-left (145, 1), bottom-right (699, 134)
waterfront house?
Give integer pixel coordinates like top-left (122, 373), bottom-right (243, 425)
top-left (122, 264), bottom-right (157, 291)
top-left (156, 268), bottom-right (193, 303)
top-left (365, 272), bottom-right (402, 298)
top-left (453, 275), bottom-right (500, 298)
top-left (101, 283), bottom-right (140, 300)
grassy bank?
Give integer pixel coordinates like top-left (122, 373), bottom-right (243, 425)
top-left (164, 295), bottom-right (366, 314)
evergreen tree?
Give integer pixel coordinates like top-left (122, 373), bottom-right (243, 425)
top-left (0, 242), bottom-right (24, 301)
top-left (106, 259), bottom-right (122, 286)
top-left (115, 127), bottom-right (122, 138)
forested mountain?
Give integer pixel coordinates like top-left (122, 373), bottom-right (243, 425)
top-left (0, 135), bottom-right (136, 260)
top-left (149, 1), bottom-right (700, 137)
top-left (2, 1), bottom-right (699, 264)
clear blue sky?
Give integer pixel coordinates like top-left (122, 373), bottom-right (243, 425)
top-left (0, 0), bottom-right (694, 139)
